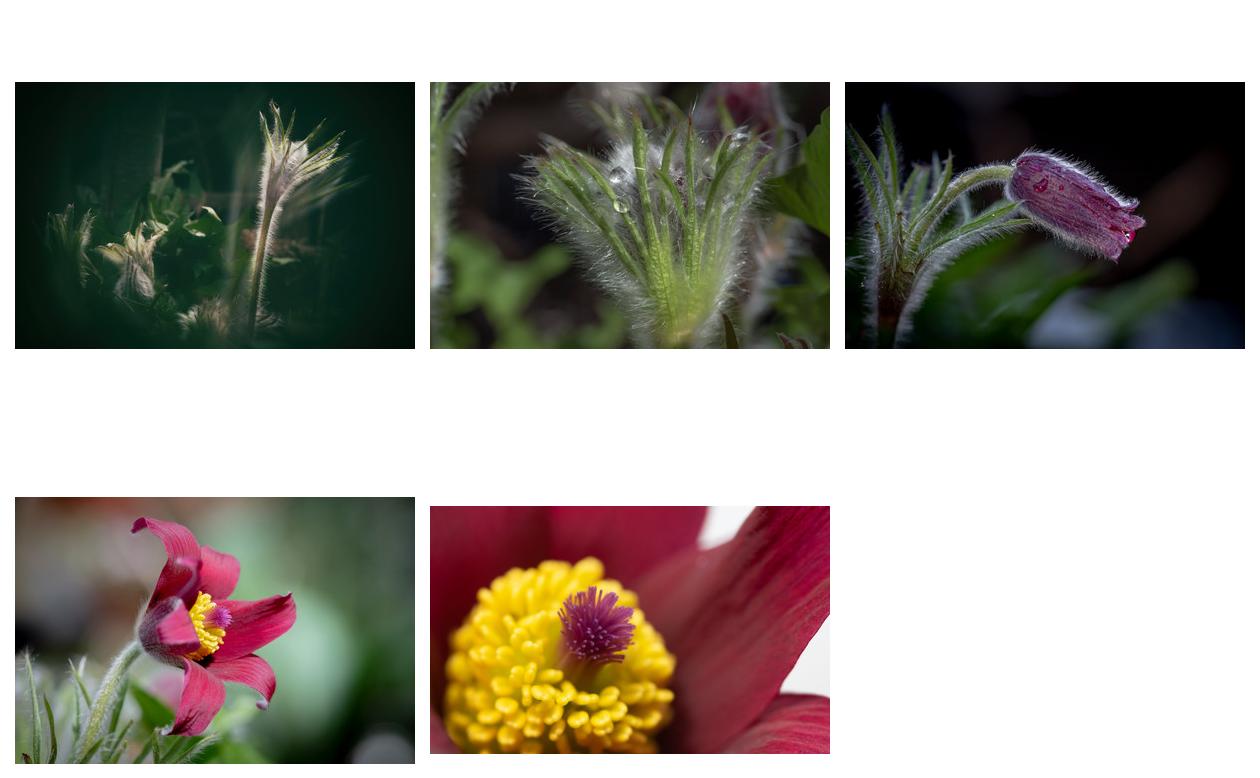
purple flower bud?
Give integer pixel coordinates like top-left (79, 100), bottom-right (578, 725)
top-left (1006, 151), bottom-right (1145, 261)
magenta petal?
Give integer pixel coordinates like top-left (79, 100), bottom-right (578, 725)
top-left (168, 659), bottom-right (226, 736)
top-left (139, 596), bottom-right (200, 666)
top-left (208, 653), bottom-right (276, 710)
top-left (544, 506), bottom-right (707, 586)
top-left (132, 517), bottom-right (204, 608)
top-left (214, 594), bottom-right (296, 661)
top-left (430, 710), bottom-right (460, 753)
top-left (197, 546), bottom-right (240, 601)
top-left (720, 694), bottom-right (830, 753)
top-left (635, 506), bottom-right (830, 753)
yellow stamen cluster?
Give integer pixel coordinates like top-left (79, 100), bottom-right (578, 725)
top-left (444, 557), bottom-right (676, 753)
top-left (186, 592), bottom-right (226, 661)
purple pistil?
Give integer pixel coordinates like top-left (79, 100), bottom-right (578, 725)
top-left (558, 586), bottom-right (635, 672)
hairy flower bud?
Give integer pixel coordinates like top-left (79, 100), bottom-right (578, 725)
top-left (1006, 151), bottom-right (1145, 261)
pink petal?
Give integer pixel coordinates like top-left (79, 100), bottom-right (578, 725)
top-left (197, 546), bottom-right (240, 601)
top-left (720, 693), bottom-right (830, 753)
top-left (169, 658), bottom-right (226, 736)
top-left (138, 596), bottom-right (201, 666)
top-left (635, 506), bottom-right (830, 753)
top-left (131, 517), bottom-right (204, 608)
top-left (215, 593), bottom-right (296, 661)
top-left (429, 507), bottom-right (550, 708)
top-left (430, 710), bottom-right (460, 753)
top-left (208, 653), bottom-right (276, 710)
top-left (544, 506), bottom-right (707, 586)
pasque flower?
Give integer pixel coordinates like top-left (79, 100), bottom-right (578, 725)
top-left (132, 517), bottom-right (296, 736)
top-left (431, 506), bottom-right (829, 753)
top-left (1006, 151), bottom-right (1145, 261)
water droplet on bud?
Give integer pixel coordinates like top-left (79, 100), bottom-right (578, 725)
top-left (608, 167), bottom-right (628, 186)
top-left (1033, 177), bottom-right (1049, 193)
top-left (612, 199), bottom-right (629, 214)
top-left (729, 129), bottom-right (750, 147)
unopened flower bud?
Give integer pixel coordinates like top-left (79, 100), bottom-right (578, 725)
top-left (1006, 151), bottom-right (1145, 261)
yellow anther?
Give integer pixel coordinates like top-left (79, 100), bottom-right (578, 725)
top-left (443, 557), bottom-right (675, 753)
top-left (185, 592), bottom-right (226, 661)
top-left (476, 709), bottom-right (502, 725)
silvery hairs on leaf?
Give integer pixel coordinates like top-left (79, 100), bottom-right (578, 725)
top-left (520, 116), bottom-right (772, 347)
top-left (97, 222), bottom-right (167, 304)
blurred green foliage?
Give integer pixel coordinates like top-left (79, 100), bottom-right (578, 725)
top-left (766, 108), bottom-right (830, 236)
top-left (434, 232), bottom-right (628, 348)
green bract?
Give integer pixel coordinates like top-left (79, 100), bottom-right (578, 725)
top-left (522, 115), bottom-right (771, 348)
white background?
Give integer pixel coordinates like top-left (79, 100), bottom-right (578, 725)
top-left (2, 0), bottom-right (1259, 775)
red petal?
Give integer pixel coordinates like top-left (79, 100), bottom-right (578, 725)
top-left (209, 653), bottom-right (276, 710)
top-left (197, 546), bottom-right (240, 601)
top-left (169, 659), bottom-right (226, 736)
top-left (429, 507), bottom-right (550, 709)
top-left (138, 596), bottom-right (201, 666)
top-left (132, 517), bottom-right (203, 608)
top-left (215, 594), bottom-right (296, 661)
top-left (635, 506), bottom-right (830, 753)
top-left (430, 710), bottom-right (460, 753)
top-left (720, 693), bottom-right (830, 753)
top-left (545, 507), bottom-right (707, 586)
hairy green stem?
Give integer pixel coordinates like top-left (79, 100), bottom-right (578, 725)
top-left (243, 202), bottom-right (275, 344)
top-left (76, 641), bottom-right (142, 762)
top-left (908, 164), bottom-right (1013, 254)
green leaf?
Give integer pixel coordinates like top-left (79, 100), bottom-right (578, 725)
top-left (25, 650), bottom-right (43, 764)
top-left (133, 730), bottom-right (156, 764)
top-left (131, 684), bottom-right (174, 731)
top-left (77, 737), bottom-right (104, 764)
top-left (768, 108), bottom-right (830, 235)
top-left (43, 694), bottom-right (58, 763)
top-left (104, 721), bottom-right (134, 763)
top-left (721, 312), bottom-right (740, 348)
top-left (921, 200), bottom-right (1026, 257)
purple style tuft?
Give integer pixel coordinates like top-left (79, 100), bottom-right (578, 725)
top-left (558, 586), bottom-right (635, 665)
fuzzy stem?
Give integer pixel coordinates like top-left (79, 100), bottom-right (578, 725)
top-left (76, 641), bottom-right (141, 762)
top-left (243, 201), bottom-right (275, 344)
top-left (907, 164), bottom-right (1014, 254)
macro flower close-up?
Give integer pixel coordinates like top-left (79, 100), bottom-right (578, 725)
top-left (430, 506), bottom-right (830, 753)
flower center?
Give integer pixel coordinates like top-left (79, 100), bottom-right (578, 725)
top-left (186, 592), bottom-right (231, 661)
top-left (558, 586), bottom-right (635, 687)
top-left (443, 557), bottom-right (675, 753)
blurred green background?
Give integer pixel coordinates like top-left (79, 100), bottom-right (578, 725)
top-left (15, 498), bottom-right (415, 763)
top-left (15, 83), bottom-right (414, 347)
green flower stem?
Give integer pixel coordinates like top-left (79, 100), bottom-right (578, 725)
top-left (907, 164), bottom-right (1013, 255)
top-left (243, 202), bottom-right (274, 344)
top-left (76, 640), bottom-right (142, 762)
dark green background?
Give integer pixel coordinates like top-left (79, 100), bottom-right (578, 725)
top-left (16, 83), bottom-right (415, 347)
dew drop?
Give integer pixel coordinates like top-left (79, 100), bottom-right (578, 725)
top-left (608, 166), bottom-right (628, 186)
top-left (1033, 177), bottom-right (1049, 193)
top-left (612, 199), bottom-right (629, 214)
top-left (729, 129), bottom-right (750, 147)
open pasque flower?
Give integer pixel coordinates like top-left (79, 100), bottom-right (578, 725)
top-left (132, 517), bottom-right (296, 736)
top-left (431, 507), bottom-right (829, 753)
